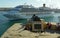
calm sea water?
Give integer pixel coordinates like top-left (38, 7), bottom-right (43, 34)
top-left (0, 19), bottom-right (27, 37)
top-left (0, 11), bottom-right (60, 37)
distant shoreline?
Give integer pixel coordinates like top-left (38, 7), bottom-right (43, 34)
top-left (0, 8), bottom-right (60, 13)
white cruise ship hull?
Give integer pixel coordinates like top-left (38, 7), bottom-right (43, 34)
top-left (18, 12), bottom-right (54, 19)
top-left (3, 11), bottom-right (54, 20)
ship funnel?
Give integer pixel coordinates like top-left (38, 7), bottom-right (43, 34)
top-left (43, 4), bottom-right (46, 7)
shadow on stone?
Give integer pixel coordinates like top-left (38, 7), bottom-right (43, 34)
top-left (57, 36), bottom-right (60, 38)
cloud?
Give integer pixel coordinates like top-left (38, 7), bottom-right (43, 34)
top-left (36, 0), bottom-right (40, 2)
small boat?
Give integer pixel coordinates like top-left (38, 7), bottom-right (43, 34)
top-left (24, 19), bottom-right (59, 32)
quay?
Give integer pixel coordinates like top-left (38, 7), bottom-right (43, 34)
top-left (1, 23), bottom-right (60, 38)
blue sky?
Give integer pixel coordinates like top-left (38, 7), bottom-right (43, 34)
top-left (0, 0), bottom-right (60, 8)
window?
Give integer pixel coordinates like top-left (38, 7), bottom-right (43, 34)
top-left (34, 24), bottom-right (41, 29)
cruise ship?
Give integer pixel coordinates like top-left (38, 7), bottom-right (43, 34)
top-left (4, 4), bottom-right (54, 20)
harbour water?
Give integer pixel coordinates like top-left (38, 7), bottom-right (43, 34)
top-left (0, 19), bottom-right (27, 37)
top-left (0, 11), bottom-right (60, 37)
